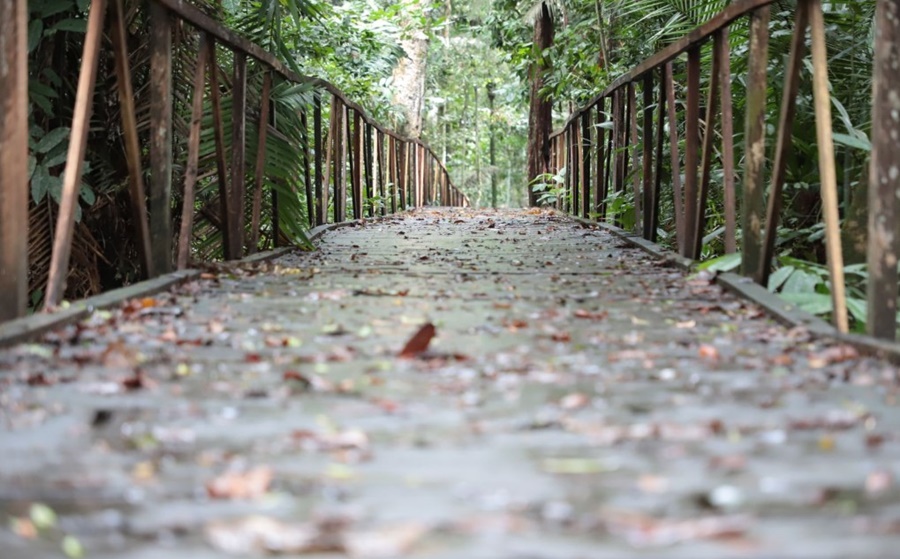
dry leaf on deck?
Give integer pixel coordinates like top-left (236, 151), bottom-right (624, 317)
top-left (398, 323), bottom-right (436, 358)
top-left (206, 466), bottom-right (273, 500)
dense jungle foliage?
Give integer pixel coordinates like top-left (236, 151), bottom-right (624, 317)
top-left (24, 0), bottom-right (883, 328)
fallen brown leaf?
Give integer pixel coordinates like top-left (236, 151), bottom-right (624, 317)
top-left (344, 522), bottom-right (427, 558)
top-left (207, 466), bottom-right (273, 500)
top-left (398, 323), bottom-right (436, 358)
top-left (866, 470), bottom-right (893, 495)
top-left (604, 510), bottom-right (749, 547)
top-left (574, 309), bottom-right (608, 320)
top-left (559, 392), bottom-right (590, 410)
top-left (205, 516), bottom-right (337, 555)
top-left (698, 344), bottom-right (719, 361)
top-left (550, 331), bottom-right (571, 342)
top-left (10, 518), bottom-right (37, 539)
top-left (808, 345), bottom-right (859, 368)
top-left (122, 369), bottom-right (153, 391)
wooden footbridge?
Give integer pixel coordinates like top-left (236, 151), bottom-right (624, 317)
top-left (2, 1), bottom-right (900, 557)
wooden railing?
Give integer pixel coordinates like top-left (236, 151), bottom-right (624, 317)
top-left (549, 0), bottom-right (900, 340)
top-left (0, 0), bottom-right (468, 322)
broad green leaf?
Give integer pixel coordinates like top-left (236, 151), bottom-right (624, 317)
top-left (832, 132), bottom-right (871, 152)
top-left (34, 0), bottom-right (75, 18)
top-left (34, 128), bottom-right (70, 154)
top-left (31, 166), bottom-right (50, 204)
top-left (27, 20), bottom-right (44, 53)
top-left (79, 185), bottom-right (96, 206)
top-left (697, 252), bottom-right (741, 273)
top-left (767, 265), bottom-right (795, 292)
top-left (30, 92), bottom-right (55, 116)
top-left (29, 80), bottom-right (59, 100)
top-left (846, 297), bottom-right (867, 324)
top-left (43, 147), bottom-right (69, 168)
top-left (782, 268), bottom-right (821, 294)
top-left (50, 18), bottom-right (87, 33)
top-left (780, 292), bottom-right (833, 315)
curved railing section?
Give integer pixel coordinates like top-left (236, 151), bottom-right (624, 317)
top-left (549, 0), bottom-right (898, 340)
top-left (0, 0), bottom-right (469, 319)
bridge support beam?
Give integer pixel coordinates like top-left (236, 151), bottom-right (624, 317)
top-left (867, 0), bottom-right (900, 340)
top-left (0, 0), bottom-right (28, 320)
top-left (741, 7), bottom-right (769, 279)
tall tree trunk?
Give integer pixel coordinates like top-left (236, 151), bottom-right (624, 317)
top-left (392, 4), bottom-right (430, 138)
top-left (527, 2), bottom-right (554, 206)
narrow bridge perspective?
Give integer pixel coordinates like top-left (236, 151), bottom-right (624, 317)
top-left (2, 0), bottom-right (900, 557)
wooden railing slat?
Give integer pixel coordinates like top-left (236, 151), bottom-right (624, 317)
top-left (809, 0), bottom-right (849, 333)
top-left (177, 33), bottom-right (210, 269)
top-left (759, 3), bottom-right (809, 285)
top-left (249, 71), bottom-right (272, 253)
top-left (227, 51), bottom-right (247, 259)
top-left (206, 37), bottom-right (233, 253)
top-left (111, 0), bottom-right (153, 277)
top-left (45, 0), bottom-right (109, 307)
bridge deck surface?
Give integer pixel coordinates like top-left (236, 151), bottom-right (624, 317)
top-left (1, 208), bottom-right (899, 558)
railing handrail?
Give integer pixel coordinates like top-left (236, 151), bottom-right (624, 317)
top-left (551, 0), bottom-right (776, 139)
top-left (544, 0), bottom-right (900, 342)
top-left (153, 0), bottom-right (460, 189)
top-left (0, 0), bottom-right (469, 322)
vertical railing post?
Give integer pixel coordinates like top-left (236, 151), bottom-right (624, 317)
top-left (683, 46), bottom-right (701, 258)
top-left (695, 39), bottom-right (722, 260)
top-left (718, 28), bottom-right (737, 255)
top-left (206, 38), bottom-right (232, 251)
top-left (651, 67), bottom-right (665, 243)
top-left (489, 86), bottom-right (498, 208)
top-left (177, 33), bottom-right (210, 269)
top-left (45, 0), bottom-right (109, 307)
top-left (111, 0), bottom-right (152, 277)
top-left (629, 82), bottom-right (640, 229)
top-left (249, 70), bottom-right (272, 253)
top-left (398, 140), bottom-right (407, 210)
top-left (759, 3), bottom-right (809, 285)
top-left (613, 89), bottom-right (626, 218)
top-left (642, 73), bottom-right (655, 240)
top-left (350, 110), bottom-right (362, 220)
top-left (665, 61), bottom-right (684, 249)
top-left (565, 127), bottom-right (573, 212)
top-left (419, 145), bottom-right (426, 206)
top-left (0, 0), bottom-right (28, 320)
top-left (411, 144), bottom-right (419, 208)
top-left (867, 0), bottom-right (900, 340)
top-left (301, 106), bottom-right (314, 228)
top-left (742, 7), bottom-right (770, 278)
top-left (581, 110), bottom-right (591, 219)
top-left (809, 0), bottom-right (849, 332)
top-left (400, 140), bottom-right (412, 210)
top-left (228, 51), bottom-right (247, 259)
top-left (313, 92), bottom-right (324, 226)
top-left (596, 98), bottom-right (608, 219)
top-left (363, 123), bottom-right (374, 217)
top-left (149, 1), bottom-right (173, 272)
top-left (377, 131), bottom-right (387, 215)
top-left (330, 98), bottom-right (344, 223)
top-left (389, 136), bottom-right (398, 213)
